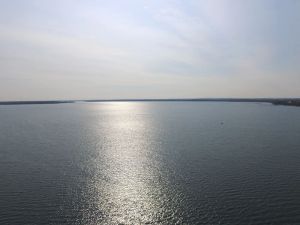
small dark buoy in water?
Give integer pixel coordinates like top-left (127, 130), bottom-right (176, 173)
top-left (220, 122), bottom-right (224, 125)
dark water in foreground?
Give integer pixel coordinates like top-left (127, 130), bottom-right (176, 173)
top-left (0, 102), bottom-right (300, 225)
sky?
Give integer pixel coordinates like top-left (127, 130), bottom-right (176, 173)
top-left (0, 0), bottom-right (299, 100)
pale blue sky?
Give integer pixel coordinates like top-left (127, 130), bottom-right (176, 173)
top-left (0, 0), bottom-right (299, 100)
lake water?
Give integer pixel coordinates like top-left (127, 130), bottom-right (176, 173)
top-left (0, 102), bottom-right (300, 225)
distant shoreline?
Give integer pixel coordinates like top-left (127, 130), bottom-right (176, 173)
top-left (0, 98), bottom-right (300, 106)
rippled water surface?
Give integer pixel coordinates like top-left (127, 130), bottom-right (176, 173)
top-left (1, 102), bottom-right (300, 224)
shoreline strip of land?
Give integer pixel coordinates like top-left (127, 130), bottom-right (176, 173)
top-left (0, 98), bottom-right (299, 106)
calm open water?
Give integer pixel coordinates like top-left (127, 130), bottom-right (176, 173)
top-left (0, 102), bottom-right (300, 225)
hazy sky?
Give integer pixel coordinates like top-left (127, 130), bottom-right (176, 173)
top-left (0, 0), bottom-right (299, 100)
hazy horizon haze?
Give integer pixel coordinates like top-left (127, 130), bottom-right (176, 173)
top-left (0, 0), bottom-right (299, 100)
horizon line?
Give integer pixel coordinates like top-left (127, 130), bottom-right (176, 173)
top-left (0, 97), bottom-right (300, 106)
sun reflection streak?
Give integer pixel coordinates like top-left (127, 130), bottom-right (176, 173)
top-left (86, 102), bottom-right (167, 224)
